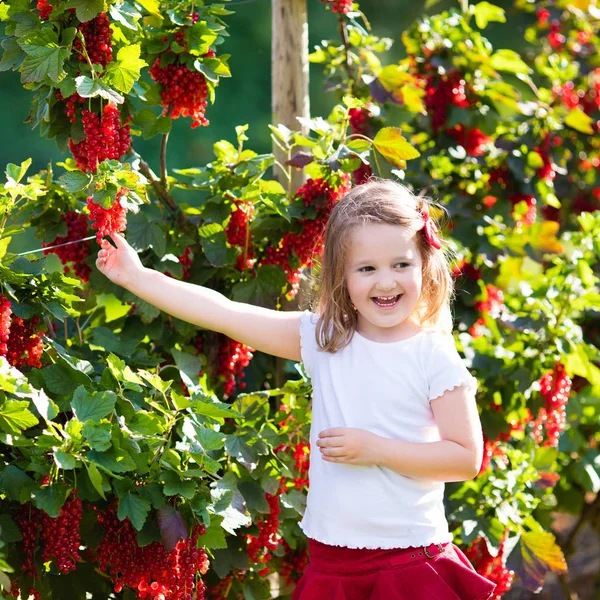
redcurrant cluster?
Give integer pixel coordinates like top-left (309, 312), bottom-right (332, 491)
top-left (348, 107), bottom-right (371, 135)
top-left (86, 189), bottom-right (128, 244)
top-left (42, 211), bottom-right (92, 282)
top-left (73, 13), bottom-right (113, 67)
top-left (0, 295), bottom-right (11, 357)
top-left (40, 494), bottom-right (83, 574)
top-left (279, 541), bottom-right (309, 586)
top-left (217, 337), bottom-right (254, 397)
top-left (246, 493), bottom-right (281, 574)
top-left (149, 52), bottom-right (211, 128)
top-left (96, 505), bottom-right (209, 599)
top-left (464, 537), bottom-right (515, 599)
top-left (509, 194), bottom-right (536, 227)
top-left (452, 259), bottom-right (481, 281)
top-left (319, 0), bottom-right (353, 13)
top-left (478, 437), bottom-right (508, 476)
top-left (225, 201), bottom-right (255, 270)
top-left (424, 71), bottom-right (471, 132)
top-left (4, 316), bottom-right (43, 369)
top-left (534, 135), bottom-right (557, 182)
top-left (37, 0), bottom-right (53, 20)
top-left (532, 362), bottom-right (572, 447)
top-left (69, 103), bottom-right (131, 173)
top-left (292, 442), bottom-right (310, 489)
top-left (447, 124), bottom-right (492, 157)
top-left (261, 177), bottom-right (350, 298)
top-left (469, 285), bottom-right (504, 338)
top-left (179, 246), bottom-right (194, 280)
top-left (14, 504), bottom-right (42, 577)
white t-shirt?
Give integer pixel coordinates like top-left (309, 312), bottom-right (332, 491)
top-left (298, 311), bottom-right (477, 550)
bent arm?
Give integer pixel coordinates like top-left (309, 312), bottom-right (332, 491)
top-left (375, 385), bottom-right (483, 482)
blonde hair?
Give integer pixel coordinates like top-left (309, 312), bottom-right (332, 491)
top-left (312, 180), bottom-right (454, 353)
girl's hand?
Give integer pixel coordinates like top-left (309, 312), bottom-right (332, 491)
top-left (316, 428), bottom-right (383, 467)
top-left (95, 232), bottom-right (145, 289)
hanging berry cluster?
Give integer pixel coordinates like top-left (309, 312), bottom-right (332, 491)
top-left (73, 13), bottom-right (113, 67)
top-left (279, 541), bottom-right (309, 586)
top-left (463, 537), bottom-right (515, 600)
top-left (68, 103), bottom-right (131, 173)
top-left (37, 0), bottom-right (52, 20)
top-left (11, 494), bottom-right (83, 597)
top-left (225, 201), bottom-right (255, 270)
top-left (149, 37), bottom-right (214, 129)
top-left (468, 285), bottom-right (505, 338)
top-left (42, 211), bottom-right (92, 282)
top-left (0, 295), bottom-right (11, 357)
top-left (348, 107), bottom-right (373, 184)
top-left (95, 505), bottom-right (209, 599)
top-left (531, 362), bottom-right (572, 447)
top-left (246, 492), bottom-right (282, 576)
top-left (217, 336), bottom-right (254, 397)
top-left (319, 0), bottom-right (353, 14)
top-left (261, 176), bottom-right (350, 298)
top-left (86, 189), bottom-right (128, 244)
top-left (0, 302), bottom-right (43, 370)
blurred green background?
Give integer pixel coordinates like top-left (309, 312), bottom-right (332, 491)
top-left (0, 0), bottom-right (530, 177)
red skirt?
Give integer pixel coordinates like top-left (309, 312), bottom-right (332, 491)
top-left (291, 539), bottom-right (496, 600)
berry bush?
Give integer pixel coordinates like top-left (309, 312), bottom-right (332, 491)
top-left (0, 1), bottom-right (599, 599)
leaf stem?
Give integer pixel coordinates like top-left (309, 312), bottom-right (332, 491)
top-left (460, 0), bottom-right (469, 15)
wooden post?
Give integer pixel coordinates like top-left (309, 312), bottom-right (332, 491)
top-left (272, 0), bottom-right (310, 193)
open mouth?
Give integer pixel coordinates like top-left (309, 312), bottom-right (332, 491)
top-left (371, 294), bottom-right (402, 308)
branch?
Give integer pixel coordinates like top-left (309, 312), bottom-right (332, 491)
top-left (160, 104), bottom-right (173, 187)
top-left (338, 16), bottom-right (355, 92)
top-left (135, 155), bottom-right (177, 212)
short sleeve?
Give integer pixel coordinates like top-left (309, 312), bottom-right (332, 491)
top-left (299, 311), bottom-right (319, 378)
top-left (426, 334), bottom-right (477, 402)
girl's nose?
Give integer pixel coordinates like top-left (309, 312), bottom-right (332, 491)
top-left (375, 276), bottom-right (397, 291)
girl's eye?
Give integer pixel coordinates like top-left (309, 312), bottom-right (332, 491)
top-left (395, 262), bottom-right (410, 269)
top-left (359, 266), bottom-right (374, 272)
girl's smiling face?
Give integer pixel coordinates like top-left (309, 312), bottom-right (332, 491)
top-left (345, 223), bottom-right (423, 341)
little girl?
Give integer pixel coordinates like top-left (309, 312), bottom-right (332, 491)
top-left (96, 180), bottom-right (496, 599)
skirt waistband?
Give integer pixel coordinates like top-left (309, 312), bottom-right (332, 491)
top-left (307, 539), bottom-right (450, 575)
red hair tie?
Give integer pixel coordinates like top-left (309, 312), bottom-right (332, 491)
top-left (420, 203), bottom-right (443, 250)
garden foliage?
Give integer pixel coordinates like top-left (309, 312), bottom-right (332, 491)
top-left (0, 0), bottom-right (599, 598)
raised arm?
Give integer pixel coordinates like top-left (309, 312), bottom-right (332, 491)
top-left (96, 233), bottom-right (303, 362)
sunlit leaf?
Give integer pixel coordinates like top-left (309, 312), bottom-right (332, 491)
top-left (373, 127), bottom-right (420, 166)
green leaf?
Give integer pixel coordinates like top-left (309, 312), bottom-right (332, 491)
top-left (32, 485), bottom-right (69, 518)
top-left (0, 466), bottom-right (34, 502)
top-left (67, 0), bottom-right (104, 22)
top-left (238, 481), bottom-right (270, 513)
top-left (489, 49), bottom-right (531, 75)
top-left (31, 388), bottom-right (58, 421)
top-left (472, 2), bottom-right (506, 29)
top-left (103, 44), bottom-right (147, 93)
top-left (161, 472), bottom-right (196, 499)
top-left (224, 434), bottom-right (258, 471)
top-left (59, 170), bottom-right (92, 193)
top-left (82, 419), bottom-right (112, 451)
top-left (191, 398), bottom-right (241, 420)
top-left (18, 28), bottom-right (69, 83)
top-left (85, 461), bottom-right (106, 499)
top-left (135, 0), bottom-right (163, 19)
top-left (0, 37), bottom-right (24, 72)
top-left (6, 158), bottom-right (31, 184)
top-left (231, 265), bottom-right (287, 305)
top-left (0, 400), bottom-right (38, 434)
top-left (373, 127), bottom-right (420, 166)
top-left (53, 450), bottom-right (77, 470)
top-left (118, 492), bottom-right (151, 531)
top-left (75, 75), bottom-right (124, 104)
top-left (198, 223), bottom-right (237, 267)
top-left (201, 515), bottom-right (227, 549)
top-left (71, 387), bottom-right (116, 422)
top-left (565, 108), bottom-right (594, 134)
top-left (89, 447), bottom-right (137, 473)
